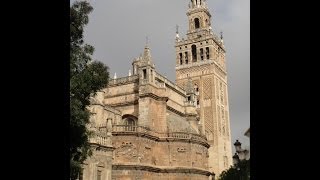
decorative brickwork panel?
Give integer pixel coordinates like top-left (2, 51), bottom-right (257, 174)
top-left (204, 106), bottom-right (213, 140)
top-left (203, 77), bottom-right (212, 100)
top-left (221, 107), bottom-right (225, 136)
top-left (225, 111), bottom-right (230, 137)
top-left (217, 106), bottom-right (221, 135)
top-left (215, 78), bottom-right (219, 100)
top-left (214, 66), bottom-right (226, 79)
top-left (220, 82), bottom-right (224, 105)
top-left (224, 84), bottom-right (227, 106)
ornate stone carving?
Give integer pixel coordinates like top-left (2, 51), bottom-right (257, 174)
top-left (138, 146), bottom-right (152, 163)
top-left (97, 161), bottom-right (105, 168)
top-left (151, 156), bottom-right (157, 165)
top-left (115, 142), bottom-right (138, 161)
top-left (177, 147), bottom-right (186, 153)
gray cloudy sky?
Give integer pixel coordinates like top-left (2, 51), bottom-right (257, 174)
top-left (72, 0), bottom-right (250, 151)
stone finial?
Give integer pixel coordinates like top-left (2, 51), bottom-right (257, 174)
top-left (175, 25), bottom-right (180, 41)
top-left (143, 44), bottom-right (152, 62)
top-left (220, 31), bottom-right (224, 43)
top-left (114, 72), bottom-right (117, 79)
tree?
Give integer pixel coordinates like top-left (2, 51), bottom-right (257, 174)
top-left (70, 1), bottom-right (109, 179)
top-left (218, 160), bottom-right (250, 180)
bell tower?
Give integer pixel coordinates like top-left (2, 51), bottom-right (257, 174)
top-left (175, 0), bottom-right (232, 175)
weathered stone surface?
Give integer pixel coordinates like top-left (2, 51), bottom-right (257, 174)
top-left (81, 1), bottom-right (232, 179)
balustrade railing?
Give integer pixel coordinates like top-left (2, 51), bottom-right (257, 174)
top-left (112, 125), bottom-right (207, 143)
top-left (89, 132), bottom-right (110, 146)
top-left (155, 72), bottom-right (185, 94)
top-left (109, 75), bottom-right (138, 85)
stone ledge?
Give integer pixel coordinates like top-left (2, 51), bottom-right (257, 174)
top-left (112, 128), bottom-right (210, 148)
top-left (139, 93), bottom-right (169, 102)
top-left (112, 164), bottom-right (214, 176)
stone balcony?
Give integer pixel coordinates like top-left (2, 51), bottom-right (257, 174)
top-left (112, 125), bottom-right (209, 147)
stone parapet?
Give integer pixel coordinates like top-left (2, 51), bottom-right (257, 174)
top-left (112, 164), bottom-right (214, 176)
top-left (112, 125), bottom-right (209, 147)
top-left (108, 75), bottom-right (139, 87)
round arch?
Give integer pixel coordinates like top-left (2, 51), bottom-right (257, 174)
top-left (122, 114), bottom-right (138, 131)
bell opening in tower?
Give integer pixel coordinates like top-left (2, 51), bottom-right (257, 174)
top-left (192, 45), bottom-right (197, 62)
top-left (194, 18), bottom-right (200, 29)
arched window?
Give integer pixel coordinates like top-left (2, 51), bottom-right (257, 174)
top-left (194, 18), bottom-right (200, 29)
top-left (122, 115), bottom-right (137, 131)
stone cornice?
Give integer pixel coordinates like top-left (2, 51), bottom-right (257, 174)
top-left (104, 91), bottom-right (139, 99)
top-left (213, 61), bottom-right (227, 76)
top-left (161, 137), bottom-right (210, 148)
top-left (112, 164), bottom-right (214, 176)
top-left (89, 103), bottom-right (104, 108)
top-left (108, 100), bottom-right (139, 107)
top-left (88, 103), bottom-right (121, 115)
top-left (167, 106), bottom-right (185, 117)
top-left (104, 105), bottom-right (122, 115)
top-left (108, 75), bottom-right (139, 87)
top-left (186, 7), bottom-right (211, 18)
top-left (155, 72), bottom-right (186, 97)
top-left (90, 143), bottom-right (115, 151)
top-left (139, 93), bottom-right (169, 102)
top-left (175, 59), bottom-right (226, 76)
top-left (112, 131), bottom-right (160, 141)
top-left (112, 128), bottom-right (209, 148)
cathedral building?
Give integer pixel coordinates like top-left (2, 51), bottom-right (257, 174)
top-left (81, 0), bottom-right (232, 179)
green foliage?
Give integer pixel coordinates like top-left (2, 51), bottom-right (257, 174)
top-left (218, 160), bottom-right (250, 180)
top-left (70, 1), bottom-right (109, 179)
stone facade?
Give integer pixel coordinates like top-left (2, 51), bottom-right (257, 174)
top-left (175, 0), bottom-right (232, 175)
top-left (81, 0), bottom-right (232, 179)
top-left (82, 45), bottom-right (213, 180)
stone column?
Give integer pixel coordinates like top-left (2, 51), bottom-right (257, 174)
top-left (106, 118), bottom-right (112, 145)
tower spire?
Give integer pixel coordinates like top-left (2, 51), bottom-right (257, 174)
top-left (143, 38), bottom-right (152, 63)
